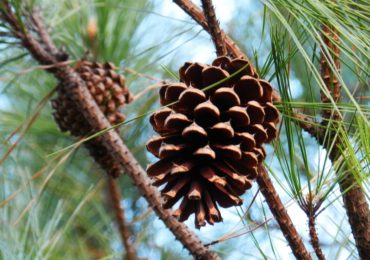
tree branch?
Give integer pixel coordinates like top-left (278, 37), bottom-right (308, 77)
top-left (0, 3), bottom-right (219, 259)
top-left (200, 0), bottom-right (226, 56)
top-left (319, 22), bottom-right (370, 259)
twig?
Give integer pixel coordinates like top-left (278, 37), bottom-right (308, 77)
top-left (0, 3), bottom-right (219, 259)
top-left (200, 0), bottom-right (226, 56)
top-left (107, 177), bottom-right (137, 260)
top-left (320, 22), bottom-right (370, 259)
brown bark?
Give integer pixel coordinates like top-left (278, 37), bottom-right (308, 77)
top-left (308, 215), bottom-right (325, 260)
top-left (339, 178), bottom-right (370, 259)
top-left (320, 25), bottom-right (341, 114)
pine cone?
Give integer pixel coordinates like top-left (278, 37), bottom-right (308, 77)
top-left (52, 60), bottom-right (132, 135)
top-left (51, 60), bottom-right (132, 177)
top-left (146, 56), bottom-right (279, 228)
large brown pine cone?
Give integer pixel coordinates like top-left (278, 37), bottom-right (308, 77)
top-left (146, 56), bottom-right (279, 228)
top-left (51, 60), bottom-right (132, 177)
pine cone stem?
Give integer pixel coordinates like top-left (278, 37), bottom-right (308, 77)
top-left (107, 177), bottom-right (137, 260)
top-left (200, 0), bottom-right (227, 56)
top-left (257, 166), bottom-right (312, 260)
top-left (0, 4), bottom-right (219, 259)
top-left (320, 23), bottom-right (370, 259)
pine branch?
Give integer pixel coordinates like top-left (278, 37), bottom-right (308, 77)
top-left (200, 0), bottom-right (226, 56)
top-left (0, 3), bottom-right (219, 259)
top-left (319, 22), bottom-right (370, 259)
top-left (107, 177), bottom-right (137, 260)
top-left (174, 1), bottom-right (312, 259)
top-left (320, 25), bottom-right (341, 119)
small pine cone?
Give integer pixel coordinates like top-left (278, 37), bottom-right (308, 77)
top-left (52, 60), bottom-right (132, 177)
top-left (146, 56), bottom-right (279, 228)
top-left (74, 61), bottom-right (133, 126)
top-left (52, 60), bottom-right (132, 135)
